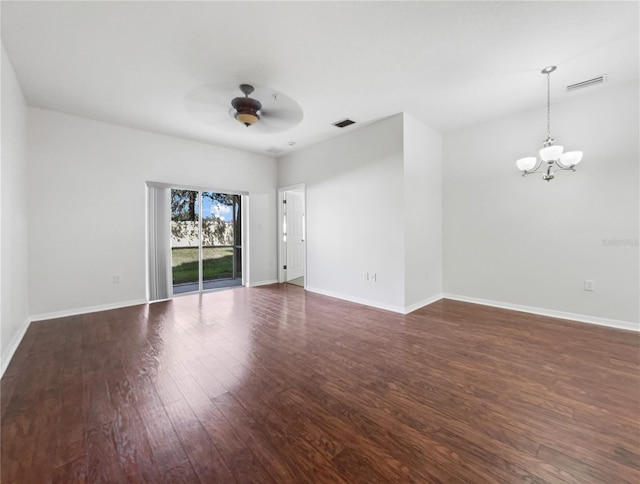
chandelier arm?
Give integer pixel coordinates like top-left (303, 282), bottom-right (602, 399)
top-left (554, 159), bottom-right (576, 170)
top-left (552, 165), bottom-right (577, 173)
top-left (521, 157), bottom-right (545, 176)
top-left (547, 164), bottom-right (576, 178)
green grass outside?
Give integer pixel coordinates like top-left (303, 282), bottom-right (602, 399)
top-left (172, 247), bottom-right (234, 285)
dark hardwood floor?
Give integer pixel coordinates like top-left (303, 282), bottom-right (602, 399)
top-left (2, 284), bottom-right (639, 483)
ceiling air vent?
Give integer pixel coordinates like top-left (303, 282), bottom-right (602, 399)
top-left (333, 119), bottom-right (355, 128)
top-left (266, 147), bottom-right (283, 154)
top-left (566, 74), bottom-right (607, 91)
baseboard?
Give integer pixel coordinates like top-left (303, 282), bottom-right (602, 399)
top-left (1, 318), bottom-right (31, 378)
top-left (29, 298), bottom-right (148, 323)
top-left (442, 293), bottom-right (639, 332)
top-left (305, 286), bottom-right (408, 314)
top-left (248, 279), bottom-right (279, 288)
top-left (404, 293), bottom-right (444, 314)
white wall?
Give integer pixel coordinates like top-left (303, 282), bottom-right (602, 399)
top-left (1, 46), bottom-right (30, 373)
top-left (278, 114), bottom-right (444, 313)
top-left (443, 81), bottom-right (639, 326)
top-left (278, 115), bottom-right (407, 311)
top-left (27, 108), bottom-right (278, 317)
top-left (403, 114), bottom-right (442, 309)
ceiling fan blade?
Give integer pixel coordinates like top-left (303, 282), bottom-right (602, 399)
top-left (257, 115), bottom-right (299, 132)
top-left (261, 108), bottom-right (304, 123)
top-left (184, 83), bottom-right (237, 126)
top-left (189, 111), bottom-right (234, 126)
top-left (184, 99), bottom-right (232, 125)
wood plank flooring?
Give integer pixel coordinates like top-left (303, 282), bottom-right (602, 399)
top-left (2, 284), bottom-right (639, 483)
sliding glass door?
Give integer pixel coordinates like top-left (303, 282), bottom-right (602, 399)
top-left (171, 189), bottom-right (200, 294)
top-left (171, 189), bottom-right (242, 295)
top-left (201, 192), bottom-right (242, 290)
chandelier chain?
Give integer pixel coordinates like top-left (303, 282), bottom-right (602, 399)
top-left (546, 72), bottom-right (551, 139)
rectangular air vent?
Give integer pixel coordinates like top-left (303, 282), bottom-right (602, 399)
top-left (566, 74), bottom-right (607, 91)
top-left (266, 147), bottom-right (283, 154)
top-left (333, 119), bottom-right (355, 128)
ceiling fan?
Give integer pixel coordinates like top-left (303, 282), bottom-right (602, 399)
top-left (184, 82), bottom-right (303, 134)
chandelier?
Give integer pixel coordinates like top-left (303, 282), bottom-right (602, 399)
top-left (516, 66), bottom-right (583, 181)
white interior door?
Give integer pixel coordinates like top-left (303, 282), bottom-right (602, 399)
top-left (285, 190), bottom-right (305, 281)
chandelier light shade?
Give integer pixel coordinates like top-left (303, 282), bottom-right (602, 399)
top-left (516, 66), bottom-right (583, 181)
top-left (559, 151), bottom-right (583, 167)
top-left (231, 84), bottom-right (262, 127)
top-left (516, 157), bottom-right (537, 171)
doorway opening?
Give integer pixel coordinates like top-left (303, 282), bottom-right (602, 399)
top-left (278, 185), bottom-right (306, 287)
top-left (171, 189), bottom-right (243, 294)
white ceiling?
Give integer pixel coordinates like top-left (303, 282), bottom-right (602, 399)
top-left (2, 1), bottom-right (638, 156)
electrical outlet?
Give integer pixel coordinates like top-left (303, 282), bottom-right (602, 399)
top-left (113, 275), bottom-right (121, 284)
top-left (584, 280), bottom-right (594, 291)
top-left (372, 273), bottom-right (377, 282)
top-left (364, 272), bottom-right (369, 281)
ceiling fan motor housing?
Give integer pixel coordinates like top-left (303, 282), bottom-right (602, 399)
top-left (231, 95), bottom-right (262, 126)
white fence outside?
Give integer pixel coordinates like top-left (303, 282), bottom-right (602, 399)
top-left (171, 220), bottom-right (234, 247)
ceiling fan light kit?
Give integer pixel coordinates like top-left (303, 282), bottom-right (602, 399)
top-left (516, 65), bottom-right (583, 182)
top-left (231, 84), bottom-right (262, 127)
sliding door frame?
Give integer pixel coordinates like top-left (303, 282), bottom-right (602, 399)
top-left (146, 181), bottom-right (249, 300)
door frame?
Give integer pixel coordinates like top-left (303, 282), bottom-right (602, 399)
top-left (167, 184), bottom-right (249, 296)
top-left (277, 183), bottom-right (306, 285)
